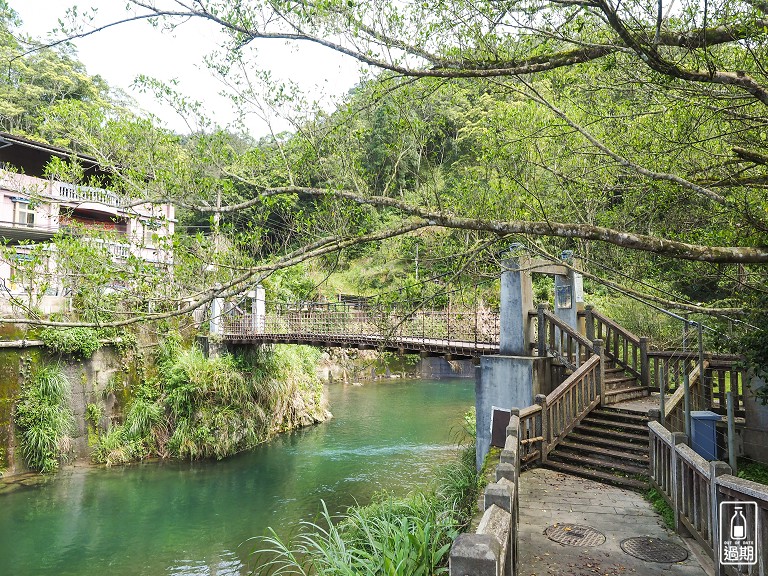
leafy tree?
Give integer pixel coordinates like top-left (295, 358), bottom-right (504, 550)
top-left (0, 3), bottom-right (108, 135)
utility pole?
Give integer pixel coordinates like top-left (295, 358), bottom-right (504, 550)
top-left (415, 244), bottom-right (419, 282)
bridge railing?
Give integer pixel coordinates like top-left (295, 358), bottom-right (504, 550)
top-left (649, 351), bottom-right (746, 428)
top-left (514, 347), bottom-right (603, 467)
top-left (584, 306), bottom-right (646, 381)
top-left (223, 306), bottom-right (501, 345)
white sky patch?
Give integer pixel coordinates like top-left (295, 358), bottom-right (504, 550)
top-left (13, 1), bottom-right (363, 136)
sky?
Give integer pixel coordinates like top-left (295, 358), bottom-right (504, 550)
top-left (13, 1), bottom-right (364, 136)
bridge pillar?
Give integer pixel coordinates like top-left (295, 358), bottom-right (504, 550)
top-left (252, 284), bottom-right (265, 333)
top-left (476, 257), bottom-right (549, 469)
top-left (210, 294), bottom-right (224, 336)
top-left (476, 356), bottom-right (548, 469)
top-left (499, 257), bottom-right (533, 355)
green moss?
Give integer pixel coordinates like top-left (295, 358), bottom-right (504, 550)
top-left (0, 324), bottom-right (41, 341)
top-left (737, 459), bottom-right (768, 485)
top-left (645, 488), bottom-right (675, 529)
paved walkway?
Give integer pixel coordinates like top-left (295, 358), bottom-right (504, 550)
top-left (519, 468), bottom-right (710, 576)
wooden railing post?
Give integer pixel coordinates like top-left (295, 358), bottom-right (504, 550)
top-left (537, 303), bottom-right (547, 357)
top-left (535, 393), bottom-right (548, 463)
top-left (584, 304), bottom-right (594, 342)
top-left (709, 460), bottom-right (732, 565)
top-left (670, 432), bottom-right (688, 533)
top-left (592, 339), bottom-right (605, 403)
top-left (639, 337), bottom-right (650, 388)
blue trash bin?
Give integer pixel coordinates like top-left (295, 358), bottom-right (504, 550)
top-left (690, 411), bottom-right (721, 461)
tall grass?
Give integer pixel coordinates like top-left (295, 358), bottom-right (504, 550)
top-left (249, 445), bottom-right (479, 576)
top-left (93, 335), bottom-right (325, 465)
top-left (15, 364), bottom-right (74, 473)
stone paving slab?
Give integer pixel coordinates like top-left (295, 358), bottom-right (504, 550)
top-left (519, 468), bottom-right (710, 576)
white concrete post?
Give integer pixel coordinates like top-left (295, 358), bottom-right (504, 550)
top-left (255, 284), bottom-right (265, 333)
top-left (499, 257), bottom-right (533, 356)
top-left (210, 296), bottom-right (223, 336)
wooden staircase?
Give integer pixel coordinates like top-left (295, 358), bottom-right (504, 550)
top-left (544, 407), bottom-right (650, 491)
top-left (602, 364), bottom-right (650, 405)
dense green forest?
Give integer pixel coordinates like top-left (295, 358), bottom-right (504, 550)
top-left (1, 0), bottom-right (767, 374)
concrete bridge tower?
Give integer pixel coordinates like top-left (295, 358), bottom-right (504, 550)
top-left (475, 255), bottom-right (583, 468)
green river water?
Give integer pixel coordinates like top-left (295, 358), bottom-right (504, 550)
top-left (0, 377), bottom-right (474, 576)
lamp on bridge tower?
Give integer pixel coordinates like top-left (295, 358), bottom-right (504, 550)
top-left (553, 250), bottom-right (584, 335)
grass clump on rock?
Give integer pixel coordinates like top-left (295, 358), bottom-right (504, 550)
top-left (15, 364), bottom-right (74, 473)
top-left (93, 332), bottom-right (326, 465)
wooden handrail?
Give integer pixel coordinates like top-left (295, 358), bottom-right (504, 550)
top-left (547, 354), bottom-right (600, 404)
top-left (519, 404), bottom-right (542, 418)
top-left (647, 350), bottom-right (700, 360)
top-left (663, 360), bottom-right (708, 419)
top-left (541, 309), bottom-right (593, 350)
top-left (592, 309), bottom-right (641, 345)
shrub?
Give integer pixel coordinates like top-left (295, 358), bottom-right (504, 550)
top-left (93, 334), bottom-right (326, 465)
top-left (40, 327), bottom-right (101, 358)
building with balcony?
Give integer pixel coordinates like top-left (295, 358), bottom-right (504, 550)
top-left (0, 132), bottom-right (175, 313)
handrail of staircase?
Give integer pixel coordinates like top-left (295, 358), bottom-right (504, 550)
top-left (518, 404), bottom-right (544, 465)
top-left (585, 307), bottom-right (646, 384)
top-left (660, 360), bottom-right (716, 436)
top-left (521, 353), bottom-right (602, 464)
top-left (535, 304), bottom-right (594, 371)
top-left (588, 308), bottom-right (641, 344)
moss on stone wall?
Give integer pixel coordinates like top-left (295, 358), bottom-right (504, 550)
top-left (0, 348), bottom-right (42, 472)
top-left (0, 342), bottom-right (137, 476)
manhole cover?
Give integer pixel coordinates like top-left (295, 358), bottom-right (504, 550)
top-left (545, 524), bottom-right (606, 547)
top-left (620, 537), bottom-right (688, 563)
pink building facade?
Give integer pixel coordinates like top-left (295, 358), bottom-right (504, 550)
top-left (0, 133), bottom-right (175, 313)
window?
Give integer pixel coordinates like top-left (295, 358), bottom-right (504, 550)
top-left (142, 219), bottom-right (161, 246)
top-left (9, 252), bottom-right (34, 284)
top-left (13, 200), bottom-right (34, 227)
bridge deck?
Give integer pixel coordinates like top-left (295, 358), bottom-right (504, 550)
top-left (220, 309), bottom-right (501, 358)
top-left (222, 331), bottom-right (500, 358)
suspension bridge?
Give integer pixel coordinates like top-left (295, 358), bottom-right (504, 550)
top-left (220, 301), bottom-right (501, 358)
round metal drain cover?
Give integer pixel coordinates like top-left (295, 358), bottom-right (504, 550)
top-left (545, 524), bottom-right (606, 547)
top-left (620, 537), bottom-right (688, 563)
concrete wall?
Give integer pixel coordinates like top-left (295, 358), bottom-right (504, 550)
top-left (60, 348), bottom-right (128, 461)
top-left (419, 356), bottom-right (474, 379)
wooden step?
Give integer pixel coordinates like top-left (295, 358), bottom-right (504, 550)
top-left (605, 375), bottom-right (638, 386)
top-left (602, 386), bottom-right (650, 404)
top-left (557, 440), bottom-right (649, 464)
top-left (567, 432), bottom-right (649, 454)
top-left (548, 450), bottom-right (649, 476)
top-left (591, 408), bottom-right (649, 424)
top-left (544, 460), bottom-right (649, 491)
top-left (581, 416), bottom-right (649, 434)
top-left (574, 424), bottom-right (649, 444)
top-left (605, 367), bottom-right (626, 374)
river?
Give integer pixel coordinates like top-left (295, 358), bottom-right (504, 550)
top-left (0, 377), bottom-right (474, 576)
